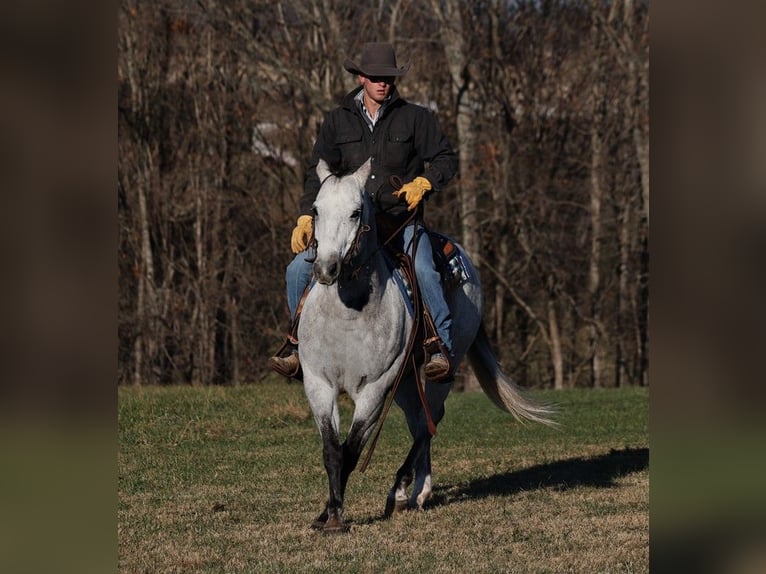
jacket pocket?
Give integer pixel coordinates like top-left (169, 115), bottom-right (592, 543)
top-left (383, 130), bottom-right (413, 167)
top-left (336, 129), bottom-right (366, 168)
top-left (337, 129), bottom-right (362, 144)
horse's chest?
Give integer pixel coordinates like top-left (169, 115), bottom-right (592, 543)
top-left (300, 292), bottom-right (408, 375)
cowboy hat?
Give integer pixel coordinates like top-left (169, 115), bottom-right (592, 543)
top-left (343, 42), bottom-right (409, 77)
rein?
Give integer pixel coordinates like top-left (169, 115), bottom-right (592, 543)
top-left (304, 203), bottom-right (403, 275)
top-left (358, 218), bottom-right (437, 474)
top-left (347, 174), bottom-right (419, 279)
top-left (349, 212), bottom-right (415, 279)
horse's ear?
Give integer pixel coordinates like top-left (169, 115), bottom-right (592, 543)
top-left (354, 159), bottom-right (372, 188)
top-left (316, 159), bottom-right (332, 184)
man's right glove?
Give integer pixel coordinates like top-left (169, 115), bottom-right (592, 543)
top-left (290, 215), bottom-right (313, 253)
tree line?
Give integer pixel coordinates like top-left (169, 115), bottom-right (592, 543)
top-left (118, 0), bottom-right (649, 388)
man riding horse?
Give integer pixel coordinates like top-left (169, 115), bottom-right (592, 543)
top-left (270, 42), bottom-right (458, 383)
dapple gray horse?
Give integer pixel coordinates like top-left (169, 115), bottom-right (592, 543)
top-left (299, 159), bottom-right (555, 533)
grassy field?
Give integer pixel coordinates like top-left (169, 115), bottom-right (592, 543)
top-left (118, 381), bottom-right (648, 573)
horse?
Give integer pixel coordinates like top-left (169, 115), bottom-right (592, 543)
top-left (298, 158), bottom-right (555, 533)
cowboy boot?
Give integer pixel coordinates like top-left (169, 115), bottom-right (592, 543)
top-left (268, 343), bottom-right (301, 378)
top-left (424, 351), bottom-right (452, 383)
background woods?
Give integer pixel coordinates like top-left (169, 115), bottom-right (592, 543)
top-left (118, 0), bottom-right (649, 388)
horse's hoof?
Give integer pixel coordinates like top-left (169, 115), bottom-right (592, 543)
top-left (384, 497), bottom-right (409, 517)
top-left (312, 508), bottom-right (349, 533)
top-left (310, 510), bottom-right (328, 530)
top-left (322, 510), bottom-right (349, 534)
top-left (322, 520), bottom-right (350, 534)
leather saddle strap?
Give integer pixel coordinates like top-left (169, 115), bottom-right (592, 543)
top-left (272, 284), bottom-right (311, 357)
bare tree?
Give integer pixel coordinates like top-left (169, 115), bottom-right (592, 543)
top-left (118, 0), bottom-right (649, 389)
top-left (428, 0), bottom-right (480, 268)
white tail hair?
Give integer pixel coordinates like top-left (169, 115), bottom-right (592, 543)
top-left (467, 325), bottom-right (558, 427)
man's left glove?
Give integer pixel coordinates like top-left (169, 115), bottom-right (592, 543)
top-left (393, 177), bottom-right (432, 211)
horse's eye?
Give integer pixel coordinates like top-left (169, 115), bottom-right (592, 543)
top-left (350, 209), bottom-right (361, 220)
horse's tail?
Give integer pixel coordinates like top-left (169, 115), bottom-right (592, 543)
top-left (467, 324), bottom-right (558, 427)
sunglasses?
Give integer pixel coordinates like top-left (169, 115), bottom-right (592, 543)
top-left (364, 75), bottom-right (395, 84)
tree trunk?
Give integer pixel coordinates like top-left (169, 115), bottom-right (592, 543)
top-left (431, 0), bottom-right (480, 391)
top-left (548, 294), bottom-right (564, 390)
top-left (134, 157), bottom-right (157, 386)
top-left (631, 0), bottom-right (650, 387)
top-left (193, 173), bottom-right (209, 385)
top-left (587, 0), bottom-right (609, 388)
top-left (588, 125), bottom-right (604, 388)
top-left (430, 0), bottom-right (480, 268)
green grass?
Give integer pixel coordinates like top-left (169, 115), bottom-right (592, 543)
top-left (119, 383), bottom-right (648, 573)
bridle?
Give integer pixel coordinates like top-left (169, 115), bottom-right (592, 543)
top-left (306, 175), bottom-right (417, 280)
top-left (304, 197), bottom-right (373, 278)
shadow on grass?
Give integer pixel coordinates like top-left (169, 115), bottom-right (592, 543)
top-left (429, 446), bottom-right (649, 508)
top-left (350, 447), bottom-right (648, 526)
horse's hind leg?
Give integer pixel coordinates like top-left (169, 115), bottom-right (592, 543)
top-left (385, 445), bottom-right (416, 516)
top-left (385, 436), bottom-right (427, 516)
top-left (410, 440), bottom-right (433, 510)
top-left (410, 381), bottom-right (452, 510)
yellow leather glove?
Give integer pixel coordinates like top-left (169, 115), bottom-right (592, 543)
top-left (290, 215), bottom-right (313, 253)
top-left (392, 177), bottom-right (432, 211)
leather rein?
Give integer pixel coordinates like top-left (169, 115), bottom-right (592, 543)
top-left (357, 178), bottom-right (437, 473)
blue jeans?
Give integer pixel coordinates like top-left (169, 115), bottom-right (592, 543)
top-left (401, 224), bottom-right (453, 355)
top-left (285, 247), bottom-right (316, 321)
top-left (284, 224), bottom-right (453, 354)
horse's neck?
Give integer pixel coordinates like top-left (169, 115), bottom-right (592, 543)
top-left (336, 252), bottom-right (389, 311)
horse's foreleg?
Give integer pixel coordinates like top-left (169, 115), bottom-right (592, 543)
top-left (304, 379), bottom-right (345, 532)
top-left (314, 416), bottom-right (349, 533)
top-left (339, 419), bottom-right (368, 493)
top-left (313, 412), bottom-right (379, 533)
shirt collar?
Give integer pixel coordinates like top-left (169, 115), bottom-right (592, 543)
top-left (355, 89), bottom-right (391, 131)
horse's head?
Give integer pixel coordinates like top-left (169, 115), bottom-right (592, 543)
top-left (312, 159), bottom-right (373, 285)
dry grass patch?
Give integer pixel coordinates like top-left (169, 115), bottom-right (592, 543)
top-left (119, 384), bottom-right (648, 573)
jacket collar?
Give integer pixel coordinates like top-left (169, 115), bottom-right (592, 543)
top-left (341, 85), bottom-right (402, 112)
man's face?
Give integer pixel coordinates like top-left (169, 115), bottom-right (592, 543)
top-left (359, 75), bottom-right (395, 104)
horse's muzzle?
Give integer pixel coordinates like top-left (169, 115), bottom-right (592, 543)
top-left (313, 256), bottom-right (340, 285)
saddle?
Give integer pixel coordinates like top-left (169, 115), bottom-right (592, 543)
top-left (376, 212), bottom-right (470, 291)
top-left (376, 214), bottom-right (470, 364)
top-left (427, 230), bottom-right (471, 289)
